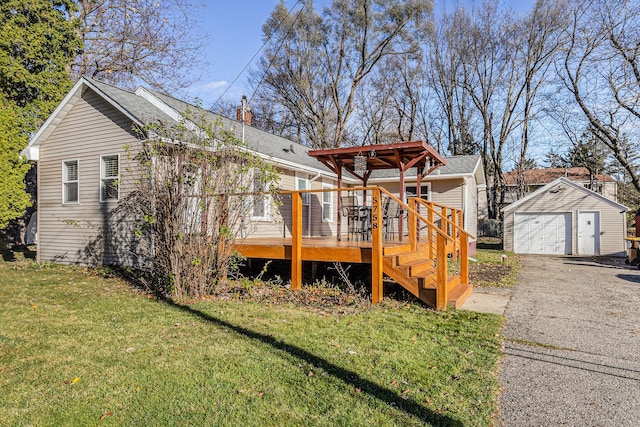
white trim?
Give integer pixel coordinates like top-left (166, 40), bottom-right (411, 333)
top-left (462, 177), bottom-right (468, 231)
top-left (405, 183), bottom-right (431, 202)
top-left (250, 170), bottom-right (270, 222)
top-left (22, 77), bottom-right (144, 161)
top-left (321, 182), bottom-right (334, 222)
top-left (100, 154), bottom-right (120, 202)
top-left (135, 87), bottom-right (205, 136)
top-left (368, 173), bottom-right (469, 184)
top-left (503, 177), bottom-right (629, 213)
top-left (62, 159), bottom-right (79, 204)
top-left (296, 174), bottom-right (310, 206)
top-left (577, 210), bottom-right (601, 255)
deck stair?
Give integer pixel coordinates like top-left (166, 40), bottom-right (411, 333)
top-left (233, 185), bottom-right (475, 311)
top-left (383, 243), bottom-right (472, 308)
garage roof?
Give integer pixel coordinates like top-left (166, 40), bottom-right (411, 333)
top-left (503, 177), bottom-right (629, 212)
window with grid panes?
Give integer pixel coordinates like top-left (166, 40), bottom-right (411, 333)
top-left (101, 155), bottom-right (119, 201)
top-left (322, 183), bottom-right (333, 221)
top-left (63, 160), bottom-right (79, 203)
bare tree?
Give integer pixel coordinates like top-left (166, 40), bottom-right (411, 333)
top-left (121, 112), bottom-right (280, 298)
top-left (560, 0), bottom-right (640, 194)
top-left (425, 7), bottom-right (478, 156)
top-left (514, 0), bottom-right (567, 198)
top-left (72, 0), bottom-right (205, 91)
top-left (253, 0), bottom-right (432, 148)
top-left (356, 53), bottom-right (424, 145)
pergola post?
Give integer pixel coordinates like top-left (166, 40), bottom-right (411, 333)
top-left (291, 191), bottom-right (302, 290)
top-left (371, 188), bottom-right (383, 303)
top-left (399, 169), bottom-right (405, 241)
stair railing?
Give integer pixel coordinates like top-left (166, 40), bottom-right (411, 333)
top-left (412, 198), bottom-right (475, 289)
top-left (377, 187), bottom-right (455, 310)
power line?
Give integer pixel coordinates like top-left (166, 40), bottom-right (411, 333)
top-left (212, 0), bottom-right (303, 107)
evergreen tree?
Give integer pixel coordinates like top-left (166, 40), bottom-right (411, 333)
top-left (0, 100), bottom-right (30, 229)
top-left (0, 0), bottom-right (80, 229)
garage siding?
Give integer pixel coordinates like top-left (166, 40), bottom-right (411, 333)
top-left (504, 180), bottom-right (627, 256)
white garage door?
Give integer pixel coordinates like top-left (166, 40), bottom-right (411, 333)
top-left (514, 213), bottom-right (571, 255)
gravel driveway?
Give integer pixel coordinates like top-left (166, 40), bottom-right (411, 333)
top-left (499, 255), bottom-right (640, 426)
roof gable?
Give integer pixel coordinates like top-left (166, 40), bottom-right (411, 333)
top-left (503, 177), bottom-right (628, 212)
top-left (368, 154), bottom-right (484, 184)
top-left (21, 77), bottom-right (176, 160)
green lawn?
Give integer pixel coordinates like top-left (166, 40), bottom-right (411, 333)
top-left (0, 256), bottom-right (504, 426)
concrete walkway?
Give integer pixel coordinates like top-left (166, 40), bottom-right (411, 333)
top-left (496, 255), bottom-right (640, 426)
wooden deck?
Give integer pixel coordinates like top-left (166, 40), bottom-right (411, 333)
top-left (232, 187), bottom-right (473, 310)
top-left (234, 237), bottom-right (409, 264)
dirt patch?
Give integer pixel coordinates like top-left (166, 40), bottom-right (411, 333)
top-left (207, 281), bottom-right (370, 314)
top-left (470, 263), bottom-right (512, 287)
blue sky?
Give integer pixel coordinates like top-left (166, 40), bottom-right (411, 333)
top-left (186, 0), bottom-right (536, 109)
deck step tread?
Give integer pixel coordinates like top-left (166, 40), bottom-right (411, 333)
top-left (448, 282), bottom-right (474, 309)
top-left (383, 245), bottom-right (412, 256)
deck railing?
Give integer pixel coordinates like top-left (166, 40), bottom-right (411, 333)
top-left (233, 186), bottom-right (473, 309)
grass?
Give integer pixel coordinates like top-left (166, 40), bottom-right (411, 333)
top-left (470, 249), bottom-right (520, 288)
top-left (0, 253), bottom-right (505, 426)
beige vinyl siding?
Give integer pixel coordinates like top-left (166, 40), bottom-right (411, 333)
top-left (246, 171), bottom-right (339, 239)
top-left (503, 184), bottom-right (626, 256)
top-left (430, 179), bottom-right (464, 209)
top-left (464, 177), bottom-right (478, 236)
top-left (38, 89), bottom-right (142, 265)
top-left (375, 177), bottom-right (475, 232)
top-left (244, 169), bottom-right (292, 238)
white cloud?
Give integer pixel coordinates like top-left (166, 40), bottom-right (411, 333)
top-left (200, 80), bottom-right (229, 91)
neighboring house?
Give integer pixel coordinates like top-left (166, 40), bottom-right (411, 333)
top-left (22, 76), bottom-right (478, 266)
top-left (369, 155), bottom-right (486, 253)
top-left (501, 167), bottom-right (618, 205)
top-left (503, 177), bottom-right (628, 256)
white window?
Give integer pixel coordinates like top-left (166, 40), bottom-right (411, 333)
top-left (251, 171), bottom-right (269, 221)
top-left (101, 155), bottom-right (119, 201)
top-left (62, 160), bottom-right (79, 203)
top-left (322, 183), bottom-right (333, 222)
top-left (405, 184), bottom-right (431, 202)
top-left (296, 176), bottom-right (310, 205)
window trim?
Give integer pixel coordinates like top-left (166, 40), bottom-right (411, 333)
top-left (321, 182), bottom-right (333, 222)
top-left (250, 170), bottom-right (270, 222)
top-left (62, 159), bottom-right (79, 204)
top-left (100, 154), bottom-right (120, 202)
top-left (296, 175), bottom-right (310, 206)
top-left (405, 183), bottom-right (431, 202)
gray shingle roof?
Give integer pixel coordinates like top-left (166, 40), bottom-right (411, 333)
top-left (141, 88), bottom-right (332, 173)
top-left (86, 79), bottom-right (178, 126)
top-left (369, 154), bottom-right (482, 179)
top-left (84, 79), bottom-right (474, 180)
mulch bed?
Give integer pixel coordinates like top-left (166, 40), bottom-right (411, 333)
top-left (469, 263), bottom-right (512, 287)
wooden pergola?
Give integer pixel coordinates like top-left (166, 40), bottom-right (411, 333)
top-left (308, 140), bottom-right (447, 238)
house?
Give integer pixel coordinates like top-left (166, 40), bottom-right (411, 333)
top-left (20, 76), bottom-right (342, 265)
top-left (21, 77), bottom-right (475, 309)
top-left (503, 177), bottom-right (628, 256)
top-left (22, 76), bottom-right (484, 264)
top-left (367, 155), bottom-right (485, 254)
top-left (501, 167), bottom-right (618, 205)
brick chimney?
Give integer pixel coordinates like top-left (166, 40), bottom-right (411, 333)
top-left (236, 95), bottom-right (252, 126)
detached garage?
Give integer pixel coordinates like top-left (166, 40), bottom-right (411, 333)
top-left (503, 177), bottom-right (628, 256)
